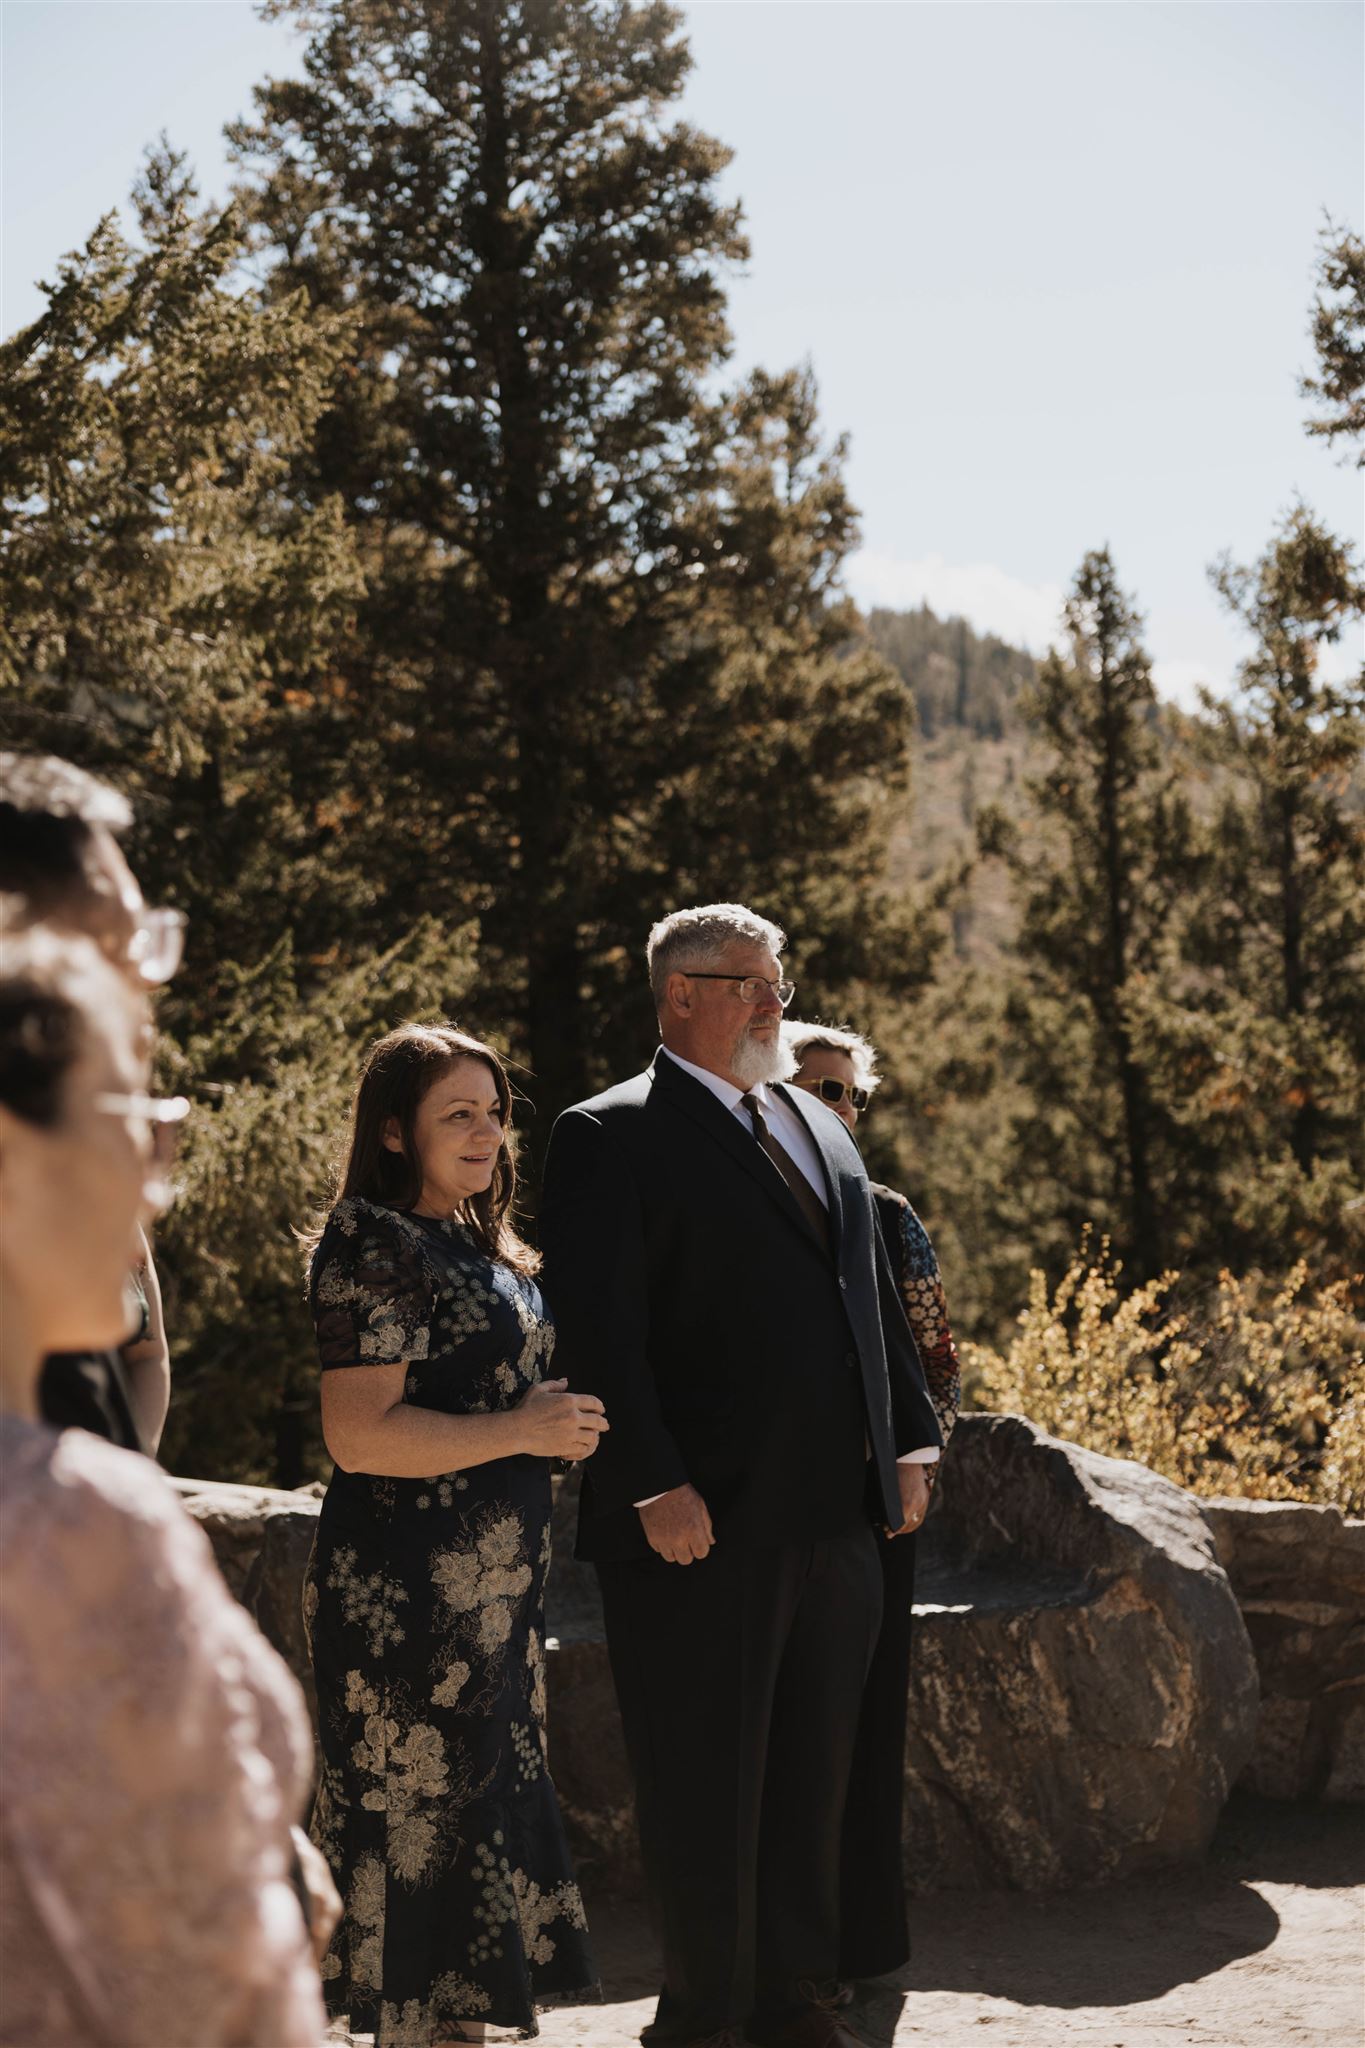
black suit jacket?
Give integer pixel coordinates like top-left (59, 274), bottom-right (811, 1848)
top-left (539, 1050), bottom-right (942, 1562)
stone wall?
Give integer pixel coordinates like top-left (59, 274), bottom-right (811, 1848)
top-left (174, 1475), bottom-right (324, 1728)
top-left (1200, 1496), bottom-right (1365, 1803)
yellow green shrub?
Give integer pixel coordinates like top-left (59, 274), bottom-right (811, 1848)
top-left (963, 1237), bottom-right (1365, 1515)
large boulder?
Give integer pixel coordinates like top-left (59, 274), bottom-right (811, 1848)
top-left (905, 1413), bottom-right (1260, 1889)
top-left (172, 1476), bottom-right (322, 1725)
top-left (1199, 1496), bottom-right (1365, 1802)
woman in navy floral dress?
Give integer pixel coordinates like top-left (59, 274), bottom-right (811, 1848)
top-left (304, 1024), bottom-right (605, 2046)
top-left (786, 1020), bottom-right (962, 1985)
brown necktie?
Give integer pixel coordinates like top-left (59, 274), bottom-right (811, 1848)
top-left (741, 1093), bottom-right (832, 1255)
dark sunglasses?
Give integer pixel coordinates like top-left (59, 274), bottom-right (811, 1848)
top-left (796, 1076), bottom-right (870, 1113)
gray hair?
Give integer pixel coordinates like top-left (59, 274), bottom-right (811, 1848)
top-left (646, 902), bottom-right (787, 1009)
top-left (782, 1018), bottom-right (882, 1095)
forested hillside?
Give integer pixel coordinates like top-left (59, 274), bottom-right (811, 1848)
top-left (866, 604), bottom-right (1037, 741)
top-left (863, 605), bottom-right (1037, 969)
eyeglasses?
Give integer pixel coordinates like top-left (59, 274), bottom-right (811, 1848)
top-left (795, 1076), bottom-right (871, 1113)
top-left (94, 1091), bottom-right (191, 1207)
top-left (684, 973), bottom-right (797, 1009)
top-left (128, 908), bottom-right (187, 986)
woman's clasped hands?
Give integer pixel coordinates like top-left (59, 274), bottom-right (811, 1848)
top-left (514, 1377), bottom-right (608, 1462)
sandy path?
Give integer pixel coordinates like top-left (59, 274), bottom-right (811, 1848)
top-left (339, 1796), bottom-right (1364, 2047)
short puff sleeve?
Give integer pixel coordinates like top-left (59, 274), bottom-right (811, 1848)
top-left (311, 1200), bottom-right (434, 1371)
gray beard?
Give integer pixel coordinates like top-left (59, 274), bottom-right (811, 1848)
top-left (730, 1030), bottom-right (798, 1091)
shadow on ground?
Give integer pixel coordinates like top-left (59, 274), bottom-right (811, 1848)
top-left (1208, 1789), bottom-right (1364, 1889)
top-left (815, 1794), bottom-right (1365, 2047)
top-left (336, 1794), bottom-right (1364, 2045)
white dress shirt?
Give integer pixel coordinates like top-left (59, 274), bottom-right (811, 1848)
top-left (633, 1049), bottom-right (939, 1504)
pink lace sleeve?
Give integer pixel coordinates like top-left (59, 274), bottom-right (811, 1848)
top-left (0, 1427), bottom-right (325, 2048)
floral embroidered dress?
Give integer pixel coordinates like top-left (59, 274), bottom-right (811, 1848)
top-left (306, 1197), bottom-right (595, 2046)
top-left (871, 1183), bottom-right (961, 1453)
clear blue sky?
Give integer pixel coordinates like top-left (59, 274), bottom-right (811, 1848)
top-left (3, 1), bottom-right (1362, 702)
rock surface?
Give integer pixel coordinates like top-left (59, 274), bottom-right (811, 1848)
top-left (904, 1413), bottom-right (1259, 1890)
top-left (172, 1475), bottom-right (322, 1725)
top-left (542, 1467), bottom-right (640, 1892)
top-left (1199, 1496), bottom-right (1365, 1802)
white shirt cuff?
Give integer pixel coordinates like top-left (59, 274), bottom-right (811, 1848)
top-left (634, 1493), bottom-right (668, 1507)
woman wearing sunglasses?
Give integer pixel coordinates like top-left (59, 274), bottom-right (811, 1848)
top-left (784, 1019), bottom-right (961, 1990)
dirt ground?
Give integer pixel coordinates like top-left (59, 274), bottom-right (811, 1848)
top-left (340, 1795), bottom-right (1364, 2048)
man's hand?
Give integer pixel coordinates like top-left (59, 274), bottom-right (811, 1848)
top-left (638, 1483), bottom-right (715, 1565)
top-left (887, 1461), bottom-right (932, 1538)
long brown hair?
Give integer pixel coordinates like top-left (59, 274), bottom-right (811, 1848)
top-left (316, 1022), bottom-right (538, 1275)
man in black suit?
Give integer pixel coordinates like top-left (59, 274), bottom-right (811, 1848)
top-left (540, 903), bottom-right (941, 2048)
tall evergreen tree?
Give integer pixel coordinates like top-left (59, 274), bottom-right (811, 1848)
top-left (0, 146), bottom-right (363, 960)
top-left (1143, 506), bottom-right (1365, 1277)
top-left (232, 0), bottom-right (915, 1128)
top-left (1302, 220), bottom-right (1365, 466)
top-left (0, 149), bottom-right (476, 1481)
top-left (980, 549), bottom-right (1191, 1279)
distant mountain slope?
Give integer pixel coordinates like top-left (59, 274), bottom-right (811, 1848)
top-left (864, 603), bottom-right (1038, 741)
top-left (864, 604), bottom-right (1040, 965)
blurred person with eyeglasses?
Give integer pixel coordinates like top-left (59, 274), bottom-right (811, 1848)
top-left (0, 752), bottom-right (185, 1454)
top-left (785, 1019), bottom-right (961, 1992)
top-left (540, 905), bottom-right (942, 2048)
top-left (0, 928), bottom-right (330, 2047)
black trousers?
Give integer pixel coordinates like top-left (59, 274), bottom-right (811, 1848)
top-left (597, 1523), bottom-right (883, 2043)
top-left (838, 1528), bottom-right (916, 1978)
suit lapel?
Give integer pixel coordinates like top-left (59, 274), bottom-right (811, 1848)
top-left (649, 1054), bottom-right (827, 1256)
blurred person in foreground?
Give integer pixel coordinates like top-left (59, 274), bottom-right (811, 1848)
top-left (0, 928), bottom-right (328, 2048)
top-left (539, 905), bottom-right (942, 2048)
top-left (303, 1023), bottom-right (602, 2047)
top-left (0, 751), bottom-right (185, 1453)
top-left (785, 1019), bottom-right (962, 1987)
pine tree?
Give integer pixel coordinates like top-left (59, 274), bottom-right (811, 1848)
top-left (231, 0), bottom-right (916, 1130)
top-left (1302, 220), bottom-right (1365, 466)
top-left (0, 145), bottom-right (365, 962)
top-left (0, 148), bottom-right (474, 1481)
top-left (979, 549), bottom-right (1192, 1279)
top-left (1148, 506), bottom-right (1365, 1278)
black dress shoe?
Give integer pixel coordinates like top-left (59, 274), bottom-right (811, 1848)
top-left (748, 2011), bottom-right (860, 2047)
top-left (748, 1985), bottom-right (862, 2047)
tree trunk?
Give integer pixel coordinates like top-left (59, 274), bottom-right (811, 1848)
top-left (1096, 652), bottom-right (1158, 1275)
top-left (1278, 785), bottom-right (1317, 1170)
top-left (473, 4), bottom-right (588, 1155)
